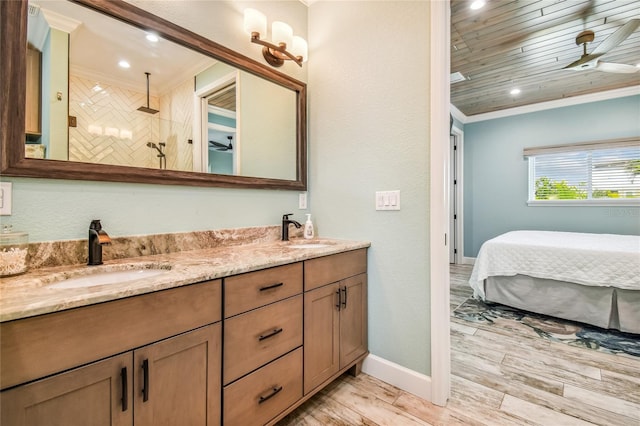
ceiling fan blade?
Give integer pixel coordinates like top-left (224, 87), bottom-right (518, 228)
top-left (563, 53), bottom-right (602, 71)
top-left (595, 61), bottom-right (640, 74)
top-left (591, 19), bottom-right (640, 56)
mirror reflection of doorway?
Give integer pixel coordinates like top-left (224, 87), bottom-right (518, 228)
top-left (205, 82), bottom-right (236, 175)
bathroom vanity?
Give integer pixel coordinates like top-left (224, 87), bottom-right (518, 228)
top-left (0, 236), bottom-right (369, 426)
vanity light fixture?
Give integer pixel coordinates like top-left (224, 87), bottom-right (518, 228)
top-left (244, 8), bottom-right (307, 67)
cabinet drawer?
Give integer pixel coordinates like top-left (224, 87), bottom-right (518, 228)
top-left (224, 295), bottom-right (302, 384)
top-left (304, 249), bottom-right (367, 291)
top-left (1, 280), bottom-right (221, 390)
top-left (225, 263), bottom-right (302, 317)
top-left (224, 348), bottom-right (302, 426)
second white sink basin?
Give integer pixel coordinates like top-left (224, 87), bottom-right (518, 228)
top-left (289, 243), bottom-right (330, 249)
top-left (48, 268), bottom-right (170, 289)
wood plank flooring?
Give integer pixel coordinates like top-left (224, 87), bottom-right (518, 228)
top-left (277, 264), bottom-right (639, 425)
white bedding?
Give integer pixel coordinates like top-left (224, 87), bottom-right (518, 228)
top-left (469, 230), bottom-right (640, 299)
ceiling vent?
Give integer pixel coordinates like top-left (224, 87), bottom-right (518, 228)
top-left (450, 72), bottom-right (467, 84)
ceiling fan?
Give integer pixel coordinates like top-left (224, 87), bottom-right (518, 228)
top-left (209, 136), bottom-right (233, 151)
top-left (564, 19), bottom-right (640, 73)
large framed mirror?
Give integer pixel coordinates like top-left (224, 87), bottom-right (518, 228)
top-left (1, 0), bottom-right (307, 190)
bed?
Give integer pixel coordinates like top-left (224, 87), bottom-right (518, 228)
top-left (468, 230), bottom-right (640, 334)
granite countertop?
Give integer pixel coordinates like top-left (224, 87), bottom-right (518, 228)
top-left (0, 238), bottom-right (370, 323)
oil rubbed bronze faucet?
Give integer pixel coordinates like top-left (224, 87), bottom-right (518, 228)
top-left (88, 219), bottom-right (111, 265)
top-left (281, 214), bottom-right (302, 241)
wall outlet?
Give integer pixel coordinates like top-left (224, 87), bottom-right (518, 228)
top-left (0, 182), bottom-right (12, 215)
top-left (299, 192), bottom-right (308, 209)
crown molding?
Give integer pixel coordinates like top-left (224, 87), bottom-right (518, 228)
top-left (452, 85), bottom-right (640, 124)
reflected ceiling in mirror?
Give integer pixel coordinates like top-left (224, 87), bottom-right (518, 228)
top-left (2, 0), bottom-right (307, 190)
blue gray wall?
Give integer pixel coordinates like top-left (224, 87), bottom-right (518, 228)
top-left (464, 95), bottom-right (640, 257)
top-left (309, 1), bottom-right (432, 376)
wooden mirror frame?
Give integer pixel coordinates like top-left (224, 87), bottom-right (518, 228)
top-left (0, 0), bottom-right (307, 190)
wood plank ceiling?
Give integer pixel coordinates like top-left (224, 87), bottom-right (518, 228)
top-left (450, 0), bottom-right (640, 117)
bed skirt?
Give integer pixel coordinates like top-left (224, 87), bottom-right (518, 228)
top-left (485, 275), bottom-right (640, 334)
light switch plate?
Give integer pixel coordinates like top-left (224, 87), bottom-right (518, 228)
top-left (0, 182), bottom-right (12, 215)
top-left (375, 190), bottom-right (400, 211)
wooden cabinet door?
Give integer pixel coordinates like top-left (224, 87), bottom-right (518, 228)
top-left (134, 323), bottom-right (221, 426)
top-left (339, 273), bottom-right (368, 368)
top-left (303, 283), bottom-right (340, 395)
top-left (0, 353), bottom-right (132, 426)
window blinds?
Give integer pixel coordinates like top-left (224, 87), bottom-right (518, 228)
top-left (526, 138), bottom-right (640, 201)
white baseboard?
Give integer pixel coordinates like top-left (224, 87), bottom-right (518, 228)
top-left (462, 256), bottom-right (475, 265)
top-left (361, 354), bottom-right (432, 402)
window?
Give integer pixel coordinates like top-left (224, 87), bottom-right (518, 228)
top-left (525, 139), bottom-right (640, 205)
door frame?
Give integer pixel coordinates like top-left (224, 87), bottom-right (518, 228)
top-left (450, 125), bottom-right (465, 265)
top-left (429, 0), bottom-right (451, 406)
top-left (192, 72), bottom-right (238, 173)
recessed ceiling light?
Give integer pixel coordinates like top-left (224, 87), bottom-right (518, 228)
top-left (510, 88), bottom-right (521, 95)
top-left (146, 33), bottom-right (159, 42)
top-left (118, 60), bottom-right (130, 69)
top-left (470, 0), bottom-right (486, 10)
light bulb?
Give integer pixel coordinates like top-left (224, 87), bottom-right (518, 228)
top-left (291, 36), bottom-right (308, 62)
top-left (244, 8), bottom-right (266, 36)
top-left (272, 21), bottom-right (293, 48)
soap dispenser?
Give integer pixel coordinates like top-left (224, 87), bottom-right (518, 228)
top-left (304, 214), bottom-right (315, 240)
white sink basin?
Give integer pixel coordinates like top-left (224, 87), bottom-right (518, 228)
top-left (48, 268), bottom-right (170, 289)
top-left (289, 243), bottom-right (330, 249)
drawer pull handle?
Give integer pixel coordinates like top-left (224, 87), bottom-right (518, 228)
top-left (259, 282), bottom-right (284, 291)
top-left (121, 367), bottom-right (128, 412)
top-left (258, 327), bottom-right (283, 341)
top-left (258, 385), bottom-right (283, 404)
top-left (142, 359), bottom-right (149, 402)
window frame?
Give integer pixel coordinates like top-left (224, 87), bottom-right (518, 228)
top-left (525, 137), bottom-right (640, 207)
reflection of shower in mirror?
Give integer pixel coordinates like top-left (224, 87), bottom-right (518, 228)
top-left (146, 142), bottom-right (166, 169)
top-left (137, 73), bottom-right (159, 114)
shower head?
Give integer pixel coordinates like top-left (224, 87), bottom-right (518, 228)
top-left (137, 72), bottom-right (159, 114)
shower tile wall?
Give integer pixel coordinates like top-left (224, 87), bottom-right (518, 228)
top-left (159, 79), bottom-right (193, 172)
top-left (68, 74), bottom-right (193, 171)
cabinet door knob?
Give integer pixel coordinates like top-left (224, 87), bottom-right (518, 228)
top-left (142, 359), bottom-right (150, 402)
top-left (258, 385), bottom-right (283, 404)
top-left (120, 367), bottom-right (128, 412)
